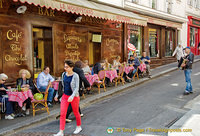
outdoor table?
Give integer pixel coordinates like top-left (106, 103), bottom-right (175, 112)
top-left (99, 70), bottom-right (118, 82)
top-left (124, 66), bottom-right (134, 74)
top-left (7, 89), bottom-right (33, 107)
top-left (139, 63), bottom-right (146, 72)
top-left (85, 74), bottom-right (99, 86)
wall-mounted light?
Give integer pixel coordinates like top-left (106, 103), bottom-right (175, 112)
top-left (116, 23), bottom-right (122, 28)
top-left (75, 16), bottom-right (82, 22)
top-left (16, 5), bottom-right (27, 14)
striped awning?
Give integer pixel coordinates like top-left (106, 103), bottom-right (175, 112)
top-left (13, 0), bottom-right (147, 26)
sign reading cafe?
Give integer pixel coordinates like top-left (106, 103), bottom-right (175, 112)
top-left (4, 29), bottom-right (27, 65)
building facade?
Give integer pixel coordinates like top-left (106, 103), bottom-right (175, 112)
top-left (0, 0), bottom-right (146, 83)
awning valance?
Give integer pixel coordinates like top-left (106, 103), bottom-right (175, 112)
top-left (13, 0), bottom-right (147, 26)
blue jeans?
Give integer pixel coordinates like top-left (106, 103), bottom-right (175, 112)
top-left (39, 87), bottom-right (54, 102)
top-left (184, 69), bottom-right (193, 92)
top-left (0, 97), bottom-right (14, 115)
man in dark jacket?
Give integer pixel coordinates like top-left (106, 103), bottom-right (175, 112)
top-left (181, 47), bottom-right (194, 95)
top-left (93, 60), bottom-right (105, 74)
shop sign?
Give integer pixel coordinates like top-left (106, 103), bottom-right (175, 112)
top-left (192, 19), bottom-right (200, 27)
top-left (38, 7), bottom-right (55, 17)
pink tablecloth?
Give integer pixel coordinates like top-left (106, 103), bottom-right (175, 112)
top-left (52, 81), bottom-right (60, 90)
top-left (7, 89), bottom-right (34, 107)
top-left (124, 66), bottom-right (134, 74)
top-left (139, 63), bottom-right (146, 72)
top-left (99, 70), bottom-right (118, 82)
top-left (85, 74), bottom-right (99, 86)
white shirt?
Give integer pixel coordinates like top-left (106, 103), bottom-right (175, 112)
top-left (172, 46), bottom-right (184, 60)
top-left (82, 66), bottom-right (91, 75)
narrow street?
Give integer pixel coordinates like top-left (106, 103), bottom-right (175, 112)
top-left (14, 61), bottom-right (200, 136)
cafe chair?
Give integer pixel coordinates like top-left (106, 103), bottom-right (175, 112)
top-left (94, 70), bottom-right (106, 94)
top-left (31, 83), bottom-right (51, 117)
top-left (115, 66), bottom-right (125, 86)
top-left (133, 67), bottom-right (139, 81)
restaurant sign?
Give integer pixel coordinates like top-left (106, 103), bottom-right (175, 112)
top-left (192, 19), bottom-right (200, 27)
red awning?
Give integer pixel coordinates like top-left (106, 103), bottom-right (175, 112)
top-left (13, 0), bottom-right (147, 26)
top-left (127, 43), bottom-right (136, 51)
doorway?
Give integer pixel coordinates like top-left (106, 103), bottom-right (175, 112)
top-left (88, 32), bottom-right (102, 65)
top-left (32, 27), bottom-right (53, 75)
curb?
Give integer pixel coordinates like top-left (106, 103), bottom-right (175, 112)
top-left (1, 58), bottom-right (200, 136)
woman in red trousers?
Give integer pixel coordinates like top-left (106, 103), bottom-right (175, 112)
top-left (54, 60), bottom-right (82, 136)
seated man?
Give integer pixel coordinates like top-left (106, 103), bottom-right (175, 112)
top-left (127, 53), bottom-right (140, 79)
top-left (0, 73), bottom-right (15, 120)
top-left (141, 51), bottom-right (151, 78)
top-left (93, 60), bottom-right (105, 74)
top-left (37, 66), bottom-right (55, 107)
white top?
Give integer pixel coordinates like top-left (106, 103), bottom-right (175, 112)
top-left (113, 60), bottom-right (121, 70)
top-left (172, 46), bottom-right (184, 60)
top-left (82, 66), bottom-right (91, 75)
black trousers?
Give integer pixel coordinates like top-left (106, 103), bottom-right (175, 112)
top-left (24, 98), bottom-right (31, 109)
top-left (66, 103), bottom-right (82, 119)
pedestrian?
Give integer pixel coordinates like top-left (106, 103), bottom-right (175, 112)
top-left (172, 42), bottom-right (184, 63)
top-left (181, 47), bottom-right (194, 95)
top-left (54, 60), bottom-right (82, 136)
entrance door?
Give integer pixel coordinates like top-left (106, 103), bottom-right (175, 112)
top-left (32, 27), bottom-right (53, 75)
top-left (89, 32), bottom-right (101, 65)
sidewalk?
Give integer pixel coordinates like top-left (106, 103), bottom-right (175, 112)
top-left (1, 56), bottom-right (200, 136)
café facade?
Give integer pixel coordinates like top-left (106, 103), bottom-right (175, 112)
top-left (0, 0), bottom-right (147, 83)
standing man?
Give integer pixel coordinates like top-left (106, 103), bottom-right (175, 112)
top-left (37, 66), bottom-right (55, 107)
top-left (141, 51), bottom-right (151, 78)
top-left (181, 47), bottom-right (194, 95)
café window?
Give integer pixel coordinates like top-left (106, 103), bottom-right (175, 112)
top-left (128, 25), bottom-right (142, 57)
top-left (190, 27), bottom-right (197, 47)
top-left (149, 28), bottom-right (159, 57)
top-left (165, 30), bottom-right (174, 56)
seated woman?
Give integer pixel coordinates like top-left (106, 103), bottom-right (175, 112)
top-left (16, 69), bottom-right (34, 115)
top-left (82, 60), bottom-right (91, 75)
top-left (113, 56), bottom-right (121, 73)
top-left (0, 73), bottom-right (15, 120)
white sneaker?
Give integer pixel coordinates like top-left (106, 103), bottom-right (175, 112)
top-left (53, 131), bottom-right (64, 136)
top-left (26, 110), bottom-right (30, 115)
top-left (5, 115), bottom-right (14, 120)
top-left (80, 113), bottom-right (84, 117)
top-left (73, 126), bottom-right (82, 134)
top-left (65, 118), bottom-right (72, 122)
top-left (22, 106), bottom-right (26, 111)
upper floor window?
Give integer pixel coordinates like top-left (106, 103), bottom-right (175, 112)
top-left (194, 0), bottom-right (199, 8)
top-left (150, 0), bottom-right (157, 9)
top-left (166, 0), bottom-right (173, 14)
top-left (187, 0), bottom-right (193, 6)
top-left (132, 0), bottom-right (139, 4)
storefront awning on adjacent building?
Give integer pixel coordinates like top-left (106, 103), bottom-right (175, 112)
top-left (13, 0), bottom-right (147, 26)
